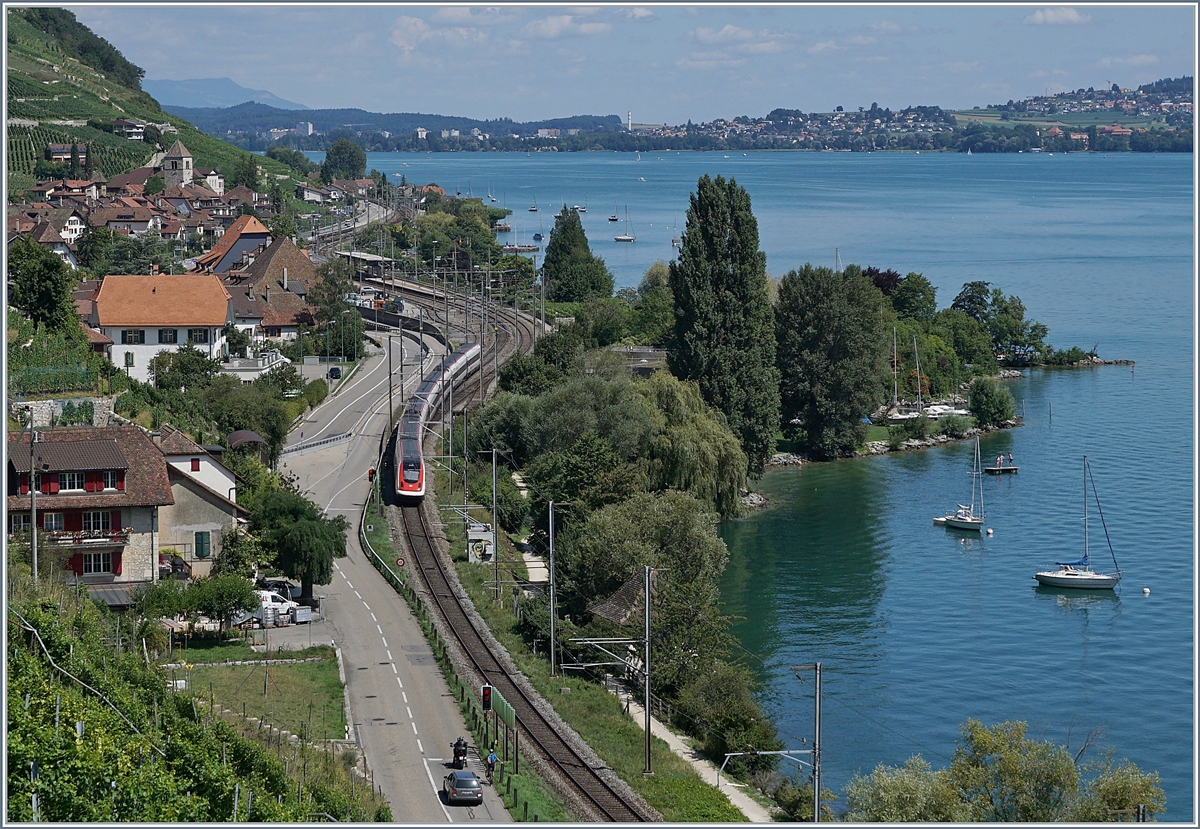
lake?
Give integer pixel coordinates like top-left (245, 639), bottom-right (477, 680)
top-left (356, 149), bottom-right (1194, 819)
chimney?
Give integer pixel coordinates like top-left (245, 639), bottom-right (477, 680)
top-left (283, 267), bottom-right (288, 290)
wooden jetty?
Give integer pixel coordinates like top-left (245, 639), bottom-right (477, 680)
top-left (983, 466), bottom-right (1019, 475)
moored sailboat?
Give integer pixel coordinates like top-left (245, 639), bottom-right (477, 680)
top-left (934, 435), bottom-right (985, 531)
top-left (1034, 457), bottom-right (1123, 589)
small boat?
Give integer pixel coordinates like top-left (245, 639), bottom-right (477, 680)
top-left (671, 214), bottom-right (680, 247)
top-left (532, 217), bottom-right (544, 242)
top-left (615, 206), bottom-right (635, 242)
top-left (967, 147), bottom-right (972, 156)
top-left (609, 204), bottom-right (620, 222)
top-left (638, 176), bottom-right (646, 182)
top-left (578, 198), bottom-right (588, 213)
top-left (529, 196), bottom-right (538, 212)
top-left (1034, 457), bottom-right (1123, 589)
top-left (934, 436), bottom-right (985, 531)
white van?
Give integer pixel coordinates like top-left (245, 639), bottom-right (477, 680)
top-left (256, 590), bottom-right (300, 615)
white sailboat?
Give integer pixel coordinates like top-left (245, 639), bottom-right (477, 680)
top-left (934, 436), bottom-right (985, 531)
top-left (1034, 457), bottom-right (1123, 589)
top-left (609, 203), bottom-right (620, 222)
top-left (529, 195), bottom-right (538, 212)
top-left (615, 207), bottom-right (635, 242)
top-left (671, 214), bottom-right (680, 248)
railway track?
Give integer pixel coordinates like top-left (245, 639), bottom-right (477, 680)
top-left (398, 501), bottom-right (655, 822)
top-left (381, 286), bottom-right (653, 821)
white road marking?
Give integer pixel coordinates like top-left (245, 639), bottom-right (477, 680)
top-left (417, 738), bottom-right (423, 753)
top-left (381, 637), bottom-right (387, 648)
top-left (355, 591), bottom-right (362, 599)
top-left (412, 722), bottom-right (419, 735)
top-left (397, 677), bottom-right (403, 689)
top-left (363, 603), bottom-right (370, 610)
top-left (387, 650), bottom-right (392, 660)
top-left (391, 663), bottom-right (397, 674)
top-left (346, 581), bottom-right (354, 589)
top-left (407, 706), bottom-right (413, 719)
top-left (422, 758), bottom-right (453, 821)
top-left (376, 625), bottom-right (383, 634)
top-left (371, 612), bottom-right (377, 622)
top-left (402, 692), bottom-right (408, 704)
top-left (333, 562), bottom-right (341, 571)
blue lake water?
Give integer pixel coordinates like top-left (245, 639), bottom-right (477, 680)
top-left (355, 150), bottom-right (1194, 819)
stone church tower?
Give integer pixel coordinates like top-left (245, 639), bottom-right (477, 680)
top-left (161, 139), bottom-right (194, 188)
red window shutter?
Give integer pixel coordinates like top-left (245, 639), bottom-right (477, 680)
top-left (70, 554), bottom-right (83, 576)
top-left (65, 512), bottom-right (82, 532)
top-left (111, 510), bottom-right (122, 531)
top-left (84, 472), bottom-right (96, 492)
top-left (116, 472), bottom-right (125, 492)
top-left (112, 550), bottom-right (123, 576)
top-left (48, 479), bottom-right (59, 494)
top-left (20, 474), bottom-right (28, 496)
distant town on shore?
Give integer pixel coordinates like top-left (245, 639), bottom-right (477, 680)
top-left (168, 76), bottom-right (1193, 155)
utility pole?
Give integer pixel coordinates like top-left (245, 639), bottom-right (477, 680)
top-left (791, 663), bottom-right (823, 822)
top-left (643, 565), bottom-right (653, 776)
top-left (492, 448), bottom-right (499, 604)
top-left (387, 334), bottom-right (394, 430)
top-left (548, 500), bottom-right (556, 677)
top-left (28, 423), bottom-right (39, 584)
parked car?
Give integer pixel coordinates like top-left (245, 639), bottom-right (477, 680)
top-left (258, 578), bottom-right (301, 600)
top-left (443, 771), bottom-right (483, 805)
top-left (328, 366), bottom-right (341, 380)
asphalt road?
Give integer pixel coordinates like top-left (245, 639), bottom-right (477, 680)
top-left (279, 334), bottom-right (511, 823)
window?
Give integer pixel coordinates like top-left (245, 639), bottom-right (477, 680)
top-left (82, 511), bottom-right (111, 532)
top-left (83, 552), bottom-right (112, 574)
top-left (9, 515), bottom-right (30, 534)
top-left (59, 472), bottom-right (85, 491)
top-left (121, 329), bottom-right (145, 345)
top-left (124, 351), bottom-right (134, 367)
top-left (159, 328), bottom-right (178, 344)
top-left (102, 470), bottom-right (118, 490)
top-left (266, 327), bottom-right (281, 338)
top-left (195, 531), bottom-right (211, 558)
top-left (43, 513), bottom-right (63, 532)
top-left (189, 328), bottom-right (209, 344)
top-left (190, 458), bottom-right (200, 472)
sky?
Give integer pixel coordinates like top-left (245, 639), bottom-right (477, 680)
top-left (73, 3), bottom-right (1196, 123)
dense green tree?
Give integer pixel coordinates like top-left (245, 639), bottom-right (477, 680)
top-left (669, 174), bottom-right (780, 475)
top-left (931, 308), bottom-right (999, 375)
top-left (543, 206), bottom-right (613, 301)
top-left (986, 287), bottom-right (1048, 362)
top-left (225, 153), bottom-right (258, 190)
top-left (223, 323), bottom-right (251, 358)
top-left (634, 371), bottom-right (746, 518)
top-left (321, 137), bottom-right (366, 181)
top-left (891, 271), bottom-right (938, 322)
top-left (951, 280), bottom-right (992, 322)
top-left (844, 757), bottom-right (969, 822)
top-left (200, 376), bottom-right (291, 463)
top-left (626, 260), bottom-right (674, 346)
top-left (84, 233), bottom-right (172, 277)
top-left (968, 376), bottom-right (1016, 427)
top-left (186, 573), bottom-right (258, 633)
top-left (144, 175), bottom-right (164, 195)
top-left (75, 226), bottom-right (114, 272)
top-left (250, 490), bottom-right (348, 602)
top-left (148, 343), bottom-right (222, 392)
top-left (950, 719), bottom-right (1079, 821)
top-left (211, 528), bottom-right (263, 579)
top-left (7, 235), bottom-right (78, 332)
top-left (498, 352), bottom-right (562, 397)
top-left (775, 264), bottom-right (887, 459)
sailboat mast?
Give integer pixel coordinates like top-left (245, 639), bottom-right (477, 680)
top-left (913, 336), bottom-right (923, 412)
top-left (977, 437), bottom-right (984, 519)
top-left (1083, 456), bottom-right (1089, 562)
top-left (893, 327), bottom-right (898, 406)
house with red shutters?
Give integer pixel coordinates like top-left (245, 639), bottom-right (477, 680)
top-left (7, 424), bottom-right (245, 603)
top-left (7, 426), bottom-right (173, 590)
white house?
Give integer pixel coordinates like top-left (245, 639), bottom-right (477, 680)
top-left (91, 274), bottom-right (233, 383)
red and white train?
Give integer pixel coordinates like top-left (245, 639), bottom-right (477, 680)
top-left (395, 342), bottom-right (481, 503)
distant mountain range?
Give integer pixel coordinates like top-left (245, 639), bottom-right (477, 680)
top-left (143, 77), bottom-right (310, 110)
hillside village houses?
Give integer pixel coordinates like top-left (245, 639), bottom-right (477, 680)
top-left (6, 422), bottom-right (246, 606)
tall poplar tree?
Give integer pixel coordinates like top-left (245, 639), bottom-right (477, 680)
top-left (775, 263), bottom-right (888, 459)
top-left (669, 175), bottom-right (779, 475)
top-left (543, 205), bottom-right (613, 301)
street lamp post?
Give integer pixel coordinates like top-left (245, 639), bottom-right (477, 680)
top-left (28, 422), bottom-right (40, 584)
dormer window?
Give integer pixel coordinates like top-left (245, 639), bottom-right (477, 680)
top-left (59, 472), bottom-right (85, 491)
top-left (102, 470), bottom-right (118, 490)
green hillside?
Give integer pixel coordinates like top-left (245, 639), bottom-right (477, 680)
top-left (6, 8), bottom-right (299, 195)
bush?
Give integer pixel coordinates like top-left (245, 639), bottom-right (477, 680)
top-left (888, 414), bottom-right (931, 448)
top-left (937, 414), bottom-right (971, 438)
top-left (303, 378), bottom-right (328, 408)
top-left (969, 377), bottom-right (1016, 428)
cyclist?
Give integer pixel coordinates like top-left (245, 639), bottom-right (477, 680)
top-left (486, 749), bottom-right (498, 783)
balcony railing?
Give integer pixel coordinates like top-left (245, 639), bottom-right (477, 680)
top-left (38, 528), bottom-right (132, 546)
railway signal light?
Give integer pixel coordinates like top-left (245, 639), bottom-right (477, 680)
top-left (482, 684), bottom-right (493, 711)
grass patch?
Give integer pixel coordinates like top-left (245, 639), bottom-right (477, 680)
top-left (187, 647), bottom-right (346, 741)
top-left (865, 425), bottom-right (891, 443)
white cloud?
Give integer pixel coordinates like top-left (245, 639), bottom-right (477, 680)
top-left (741, 40), bottom-right (786, 55)
top-left (693, 24), bottom-right (755, 44)
top-left (389, 16), bottom-right (430, 53)
top-left (807, 40), bottom-right (839, 54)
top-left (431, 7), bottom-right (507, 26)
top-left (1023, 7), bottom-right (1092, 25)
top-left (1098, 54), bottom-right (1159, 67)
top-left (676, 50), bottom-right (746, 70)
top-left (626, 7), bottom-right (653, 19)
top-left (521, 14), bottom-right (610, 39)
top-left (847, 35), bottom-right (877, 46)
top-left (855, 55), bottom-right (889, 63)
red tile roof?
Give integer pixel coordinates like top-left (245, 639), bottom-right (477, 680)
top-left (94, 274), bottom-right (231, 327)
top-left (194, 214), bottom-right (271, 270)
top-left (7, 426), bottom-right (174, 511)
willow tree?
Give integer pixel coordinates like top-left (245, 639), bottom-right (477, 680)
top-left (668, 175), bottom-right (779, 475)
top-left (775, 263), bottom-right (887, 459)
top-left (543, 205), bottom-right (613, 301)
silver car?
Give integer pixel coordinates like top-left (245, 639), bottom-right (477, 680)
top-left (443, 771), bottom-right (483, 805)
